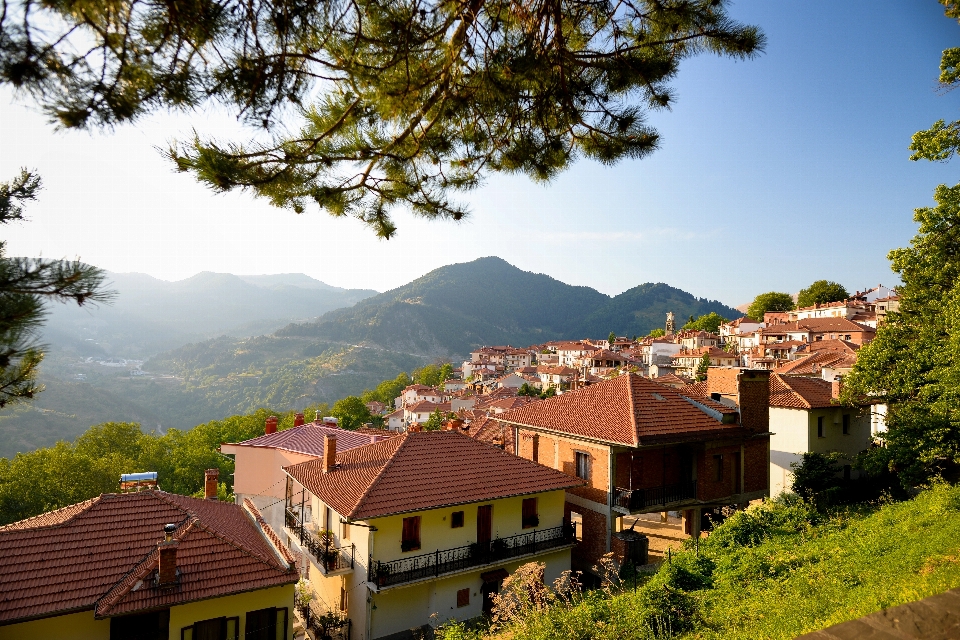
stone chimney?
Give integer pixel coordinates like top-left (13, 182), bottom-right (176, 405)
top-left (204, 468), bottom-right (219, 500)
top-left (736, 369), bottom-right (770, 433)
top-left (323, 434), bottom-right (337, 473)
top-left (265, 415), bottom-right (278, 435)
top-left (158, 523), bottom-right (179, 585)
top-left (294, 412), bottom-right (305, 427)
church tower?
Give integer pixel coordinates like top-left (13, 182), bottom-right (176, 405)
top-left (665, 311), bottom-right (675, 336)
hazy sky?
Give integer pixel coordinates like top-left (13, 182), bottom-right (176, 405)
top-left (1, 0), bottom-right (958, 307)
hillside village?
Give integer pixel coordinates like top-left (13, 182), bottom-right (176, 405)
top-left (0, 285), bottom-right (903, 640)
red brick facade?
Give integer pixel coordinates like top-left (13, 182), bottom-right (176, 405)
top-left (565, 501), bottom-right (607, 571)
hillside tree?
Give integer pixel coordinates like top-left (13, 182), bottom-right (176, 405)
top-left (0, 0), bottom-right (763, 237)
top-left (682, 312), bottom-right (727, 334)
top-left (746, 291), bottom-right (794, 321)
top-left (330, 396), bottom-right (373, 430)
top-left (796, 280), bottom-right (848, 309)
top-left (844, 0), bottom-right (960, 485)
top-left (0, 170), bottom-right (111, 407)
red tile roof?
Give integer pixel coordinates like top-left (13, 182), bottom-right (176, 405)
top-left (224, 423), bottom-right (383, 457)
top-left (774, 351), bottom-right (857, 376)
top-left (496, 373), bottom-right (744, 447)
top-left (761, 318), bottom-right (874, 335)
top-left (652, 373), bottom-right (694, 387)
top-left (769, 374), bottom-right (836, 409)
top-left (805, 339), bottom-right (860, 354)
top-left (283, 431), bottom-right (581, 520)
top-left (0, 491), bottom-right (297, 624)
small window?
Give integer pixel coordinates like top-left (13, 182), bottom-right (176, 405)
top-left (401, 516), bottom-right (421, 552)
top-left (817, 417), bottom-right (824, 438)
top-left (713, 454), bottom-right (723, 482)
top-left (842, 414), bottom-right (850, 435)
top-left (575, 452), bottom-right (590, 480)
top-left (522, 497), bottom-right (539, 528)
top-left (451, 511), bottom-right (465, 528)
top-left (457, 588), bottom-right (470, 608)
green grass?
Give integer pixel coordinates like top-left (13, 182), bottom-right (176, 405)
top-left (438, 483), bottom-right (960, 640)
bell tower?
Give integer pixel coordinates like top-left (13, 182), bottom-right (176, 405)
top-left (665, 311), bottom-right (675, 336)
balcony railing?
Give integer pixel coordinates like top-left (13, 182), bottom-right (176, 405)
top-left (613, 480), bottom-right (698, 512)
top-left (368, 524), bottom-right (575, 589)
top-left (285, 508), bottom-right (355, 573)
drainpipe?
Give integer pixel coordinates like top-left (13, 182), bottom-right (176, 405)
top-left (607, 448), bottom-right (615, 552)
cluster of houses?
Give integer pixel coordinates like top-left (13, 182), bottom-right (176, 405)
top-left (0, 288), bottom-right (894, 640)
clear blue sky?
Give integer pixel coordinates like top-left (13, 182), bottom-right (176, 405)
top-left (1, 0), bottom-right (957, 307)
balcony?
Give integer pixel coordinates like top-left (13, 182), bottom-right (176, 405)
top-left (613, 480), bottom-right (698, 513)
top-left (368, 525), bottom-right (575, 590)
top-left (285, 508), bottom-right (355, 574)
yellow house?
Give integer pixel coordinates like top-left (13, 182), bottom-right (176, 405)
top-left (281, 430), bottom-right (582, 640)
top-left (0, 479), bottom-right (298, 640)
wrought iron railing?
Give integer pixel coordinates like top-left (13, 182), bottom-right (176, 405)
top-left (368, 524), bottom-right (575, 589)
top-left (613, 480), bottom-right (698, 512)
top-left (285, 508), bottom-right (355, 573)
top-left (297, 601), bottom-right (351, 640)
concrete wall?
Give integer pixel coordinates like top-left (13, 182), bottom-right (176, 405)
top-left (0, 610), bottom-right (108, 640)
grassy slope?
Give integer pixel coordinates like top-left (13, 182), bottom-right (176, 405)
top-left (443, 484), bottom-right (960, 640)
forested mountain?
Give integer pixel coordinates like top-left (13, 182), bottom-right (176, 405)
top-left (280, 257), bottom-right (740, 357)
top-left (42, 270), bottom-right (377, 357)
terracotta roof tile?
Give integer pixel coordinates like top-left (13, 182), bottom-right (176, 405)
top-left (761, 318), bottom-right (875, 334)
top-left (0, 492), bottom-right (297, 624)
top-left (496, 374), bottom-right (745, 447)
top-left (225, 423), bottom-right (381, 457)
top-left (774, 351), bottom-right (857, 376)
top-left (284, 432), bottom-right (581, 520)
top-left (769, 374), bottom-right (836, 409)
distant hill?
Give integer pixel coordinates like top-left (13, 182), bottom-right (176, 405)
top-left (41, 270), bottom-right (378, 358)
top-left (278, 257), bottom-right (740, 359)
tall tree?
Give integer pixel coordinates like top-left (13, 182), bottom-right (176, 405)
top-left (746, 291), bottom-right (794, 321)
top-left (0, 171), bottom-right (110, 407)
top-left (695, 353), bottom-right (710, 382)
top-left (844, 0), bottom-right (960, 486)
top-left (0, 0), bottom-right (764, 237)
top-left (682, 312), bottom-right (727, 334)
top-left (796, 280), bottom-right (848, 309)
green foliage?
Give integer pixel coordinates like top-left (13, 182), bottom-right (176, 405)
top-left (423, 408), bottom-right (454, 431)
top-left (608, 332), bottom-right (617, 345)
top-left (796, 280), bottom-right (849, 309)
top-left (746, 292), bottom-right (795, 321)
top-left (844, 3), bottom-right (960, 486)
top-left (541, 386), bottom-right (557, 400)
top-left (695, 354), bottom-right (710, 382)
top-left (361, 372), bottom-right (413, 407)
top-left (0, 170), bottom-right (111, 407)
top-left (790, 452), bottom-right (844, 505)
top-left (517, 383), bottom-right (539, 398)
top-left (648, 328), bottom-right (666, 338)
top-left (413, 363), bottom-right (454, 388)
top-left (682, 312), bottom-right (727, 334)
top-left (330, 396), bottom-right (372, 430)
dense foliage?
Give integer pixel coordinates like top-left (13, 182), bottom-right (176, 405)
top-left (746, 291), bottom-right (794, 321)
top-left (1, 0), bottom-right (762, 237)
top-left (438, 483), bottom-right (960, 640)
top-left (845, 1), bottom-right (960, 486)
top-left (0, 408), bottom-right (318, 525)
top-left (681, 312), bottom-right (727, 334)
top-left (795, 280), bottom-right (849, 309)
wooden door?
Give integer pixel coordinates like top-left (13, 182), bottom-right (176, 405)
top-left (477, 505), bottom-right (492, 551)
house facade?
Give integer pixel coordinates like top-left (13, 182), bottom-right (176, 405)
top-left (494, 372), bottom-right (771, 575)
top-left (281, 431), bottom-right (582, 640)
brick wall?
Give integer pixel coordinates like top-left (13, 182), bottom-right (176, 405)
top-left (566, 501), bottom-right (607, 572)
top-left (558, 440), bottom-right (608, 505)
top-left (737, 370), bottom-right (770, 433)
top-left (743, 437), bottom-right (769, 493)
top-left (697, 444), bottom-right (745, 502)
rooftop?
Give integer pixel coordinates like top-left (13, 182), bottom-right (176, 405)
top-left (221, 422), bottom-right (383, 457)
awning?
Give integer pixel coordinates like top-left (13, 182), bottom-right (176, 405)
top-left (480, 568), bottom-right (508, 583)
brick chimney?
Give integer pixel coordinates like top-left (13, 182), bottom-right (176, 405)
top-left (294, 412), bottom-right (305, 427)
top-left (265, 415), bottom-right (278, 435)
top-left (832, 376), bottom-right (843, 400)
top-left (323, 434), bottom-right (337, 473)
top-left (204, 468), bottom-right (219, 500)
top-left (736, 369), bottom-right (770, 433)
top-left (158, 523), bottom-right (179, 585)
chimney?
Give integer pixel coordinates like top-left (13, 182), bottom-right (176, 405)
top-left (265, 415), bottom-right (278, 435)
top-left (158, 523), bottom-right (179, 586)
top-left (204, 468), bottom-right (219, 500)
top-left (736, 369), bottom-right (770, 432)
top-left (323, 434), bottom-right (337, 473)
top-left (315, 410), bottom-right (323, 424)
top-left (832, 376), bottom-right (843, 400)
top-left (294, 412), bottom-right (305, 427)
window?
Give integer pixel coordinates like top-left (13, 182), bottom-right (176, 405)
top-left (569, 511), bottom-right (583, 541)
top-left (451, 511), bottom-right (465, 528)
top-left (817, 417), bottom-right (825, 438)
top-left (575, 452), bottom-right (590, 480)
top-left (113, 610), bottom-right (169, 640)
top-left (457, 588), bottom-right (470, 608)
top-left (244, 608), bottom-right (287, 640)
top-left (713, 454), bottom-right (723, 482)
top-left (180, 616), bottom-right (239, 640)
top-left (842, 414), bottom-right (850, 435)
top-left (401, 516), bottom-right (421, 552)
top-left (522, 497), bottom-right (539, 528)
